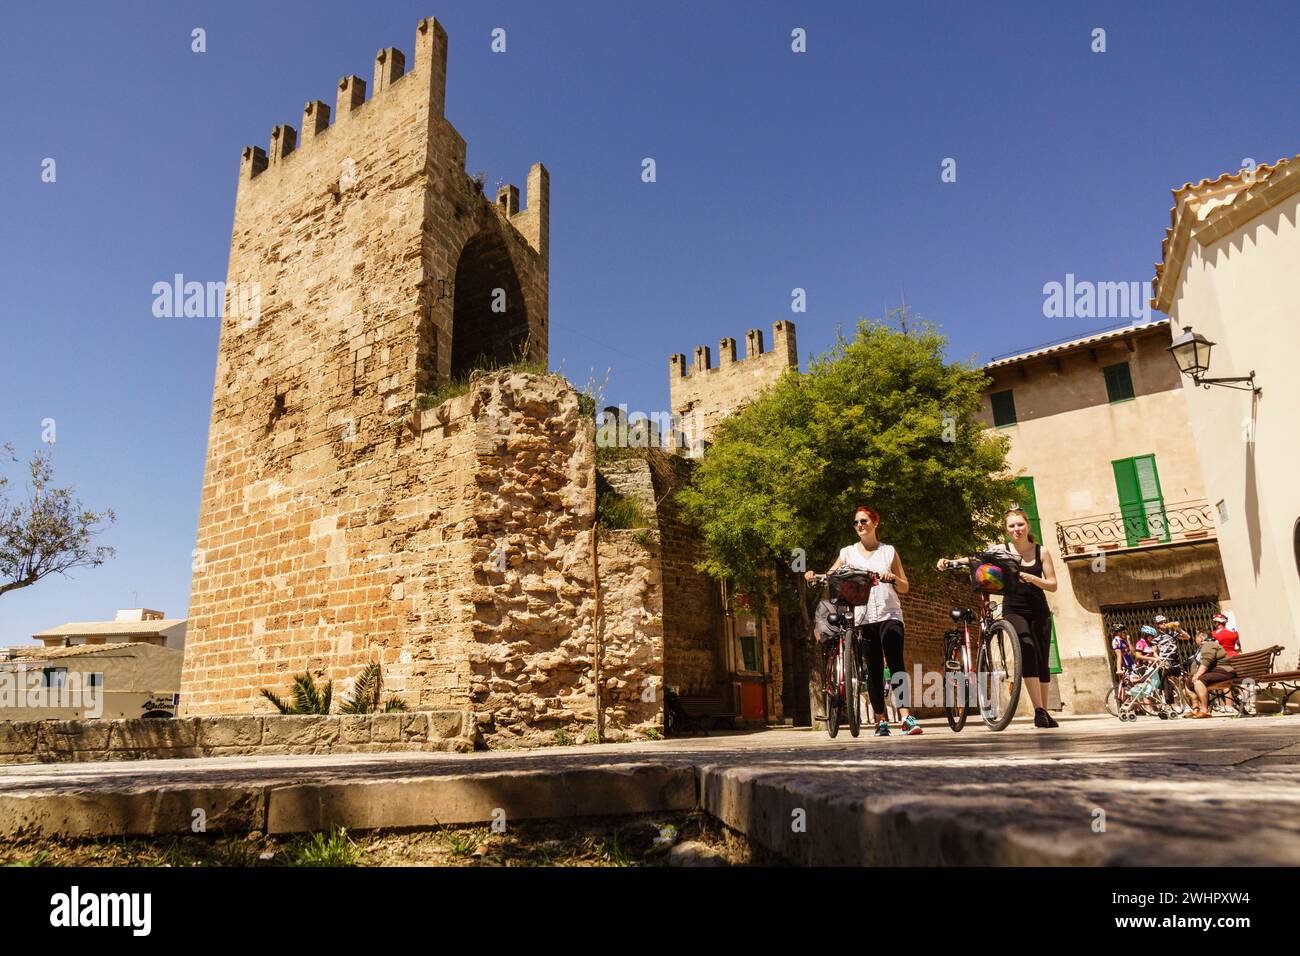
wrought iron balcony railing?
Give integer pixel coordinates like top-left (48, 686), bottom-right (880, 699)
top-left (1055, 498), bottom-right (1217, 555)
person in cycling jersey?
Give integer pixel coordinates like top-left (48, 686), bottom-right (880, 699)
top-left (805, 505), bottom-right (921, 736)
top-left (1149, 622), bottom-right (1191, 709)
top-left (1133, 625), bottom-right (1160, 668)
top-left (935, 508), bottom-right (1059, 729)
top-left (1111, 623), bottom-right (1134, 675)
top-left (1209, 613), bottom-right (1242, 657)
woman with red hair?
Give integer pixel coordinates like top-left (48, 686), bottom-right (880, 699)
top-left (806, 505), bottom-right (921, 736)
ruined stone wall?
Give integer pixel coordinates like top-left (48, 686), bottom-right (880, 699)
top-left (456, 372), bottom-right (598, 735)
top-left (183, 19), bottom-right (549, 716)
top-left (669, 321), bottom-right (797, 451)
top-left (593, 531), bottom-right (664, 735)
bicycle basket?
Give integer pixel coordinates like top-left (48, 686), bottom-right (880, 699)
top-left (968, 554), bottom-right (1019, 594)
top-left (828, 571), bottom-right (875, 606)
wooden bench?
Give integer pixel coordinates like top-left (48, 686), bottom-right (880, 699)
top-left (1192, 645), bottom-right (1286, 715)
top-left (664, 687), bottom-right (739, 736)
top-left (1250, 646), bottom-right (1300, 714)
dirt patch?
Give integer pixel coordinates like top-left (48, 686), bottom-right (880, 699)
top-left (0, 811), bottom-right (774, 868)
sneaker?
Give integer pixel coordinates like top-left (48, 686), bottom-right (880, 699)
top-left (1033, 708), bottom-right (1059, 728)
top-left (874, 720), bottom-right (890, 737)
top-left (900, 715), bottom-right (923, 735)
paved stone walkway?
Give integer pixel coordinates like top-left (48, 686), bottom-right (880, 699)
top-left (2, 714), bottom-right (1296, 865)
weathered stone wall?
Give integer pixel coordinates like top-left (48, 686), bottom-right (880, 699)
top-left (593, 530), bottom-right (664, 734)
top-left (598, 459), bottom-right (657, 522)
top-left (669, 321), bottom-right (797, 451)
top-left (645, 455), bottom-right (723, 692)
top-left (183, 18), bottom-right (550, 718)
top-left (0, 711), bottom-right (479, 765)
top-left (897, 574), bottom-right (977, 717)
top-left (458, 373), bottom-right (599, 736)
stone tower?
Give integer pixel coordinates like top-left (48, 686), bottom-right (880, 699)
top-left (182, 18), bottom-right (562, 715)
top-left (669, 320), bottom-right (797, 451)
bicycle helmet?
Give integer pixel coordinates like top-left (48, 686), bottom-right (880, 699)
top-left (1110, 623), bottom-right (1128, 633)
top-left (1140, 625), bottom-right (1159, 638)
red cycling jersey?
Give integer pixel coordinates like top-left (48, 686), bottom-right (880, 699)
top-left (1211, 625), bottom-right (1240, 657)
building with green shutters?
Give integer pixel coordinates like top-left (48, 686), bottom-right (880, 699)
top-left (980, 319), bottom-right (1230, 714)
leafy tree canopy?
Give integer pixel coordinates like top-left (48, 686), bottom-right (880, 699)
top-left (678, 314), bottom-right (1018, 605)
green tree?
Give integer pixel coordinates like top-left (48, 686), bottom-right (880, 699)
top-left (0, 445), bottom-right (116, 599)
top-left (678, 315), bottom-right (1017, 714)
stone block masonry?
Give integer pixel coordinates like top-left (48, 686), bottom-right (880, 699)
top-left (0, 712), bottom-right (479, 764)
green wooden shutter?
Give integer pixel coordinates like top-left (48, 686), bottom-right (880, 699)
top-left (1113, 455), bottom-right (1167, 545)
top-left (991, 390), bottom-right (1017, 426)
top-left (1134, 455), bottom-right (1169, 542)
top-left (1012, 476), bottom-right (1043, 543)
top-left (1048, 618), bottom-right (1062, 674)
top-left (1103, 363), bottom-right (1135, 403)
top-left (1113, 457), bottom-right (1144, 545)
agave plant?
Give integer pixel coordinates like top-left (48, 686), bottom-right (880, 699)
top-left (259, 672), bottom-right (334, 715)
top-left (339, 660), bottom-right (408, 714)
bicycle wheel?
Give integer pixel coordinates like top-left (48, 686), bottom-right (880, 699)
top-left (1103, 685), bottom-right (1118, 718)
top-left (825, 649), bottom-right (841, 739)
top-left (978, 620), bottom-right (1023, 732)
top-left (845, 634), bottom-right (862, 738)
top-left (1164, 673), bottom-right (1188, 716)
top-left (943, 635), bottom-right (970, 732)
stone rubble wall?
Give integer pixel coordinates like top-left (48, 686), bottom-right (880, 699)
top-left (459, 372), bottom-right (599, 737)
top-left (0, 711), bottom-right (479, 765)
top-left (593, 530), bottom-right (664, 734)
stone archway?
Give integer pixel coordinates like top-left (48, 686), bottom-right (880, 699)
top-left (450, 228), bottom-right (529, 379)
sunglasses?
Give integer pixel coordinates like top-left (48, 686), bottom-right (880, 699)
top-left (853, 518), bottom-right (871, 527)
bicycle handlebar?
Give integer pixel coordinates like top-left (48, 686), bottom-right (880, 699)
top-left (808, 569), bottom-right (880, 585)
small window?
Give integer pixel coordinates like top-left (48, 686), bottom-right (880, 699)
top-left (1103, 362), bottom-right (1135, 403)
top-left (86, 672), bottom-right (103, 687)
top-left (991, 389), bottom-right (1017, 426)
top-left (43, 667), bottom-right (67, 690)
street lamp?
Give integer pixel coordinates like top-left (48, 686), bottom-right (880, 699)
top-left (1167, 326), bottom-right (1259, 393)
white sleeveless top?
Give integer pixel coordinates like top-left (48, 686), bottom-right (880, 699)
top-left (837, 542), bottom-right (903, 625)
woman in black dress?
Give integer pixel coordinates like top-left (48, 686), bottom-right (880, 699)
top-left (937, 507), bottom-right (1059, 728)
top-left (997, 508), bottom-right (1059, 728)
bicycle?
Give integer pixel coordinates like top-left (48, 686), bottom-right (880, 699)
top-left (938, 554), bottom-right (1024, 732)
top-left (809, 569), bottom-right (879, 739)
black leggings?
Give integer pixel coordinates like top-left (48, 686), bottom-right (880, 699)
top-left (1003, 611), bottom-right (1052, 684)
top-left (858, 619), bottom-right (906, 715)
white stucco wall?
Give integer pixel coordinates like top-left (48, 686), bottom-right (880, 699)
top-left (1166, 190), bottom-right (1300, 669)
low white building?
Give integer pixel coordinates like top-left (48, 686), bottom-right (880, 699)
top-left (32, 608), bottom-right (187, 651)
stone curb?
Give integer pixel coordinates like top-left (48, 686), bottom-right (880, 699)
top-left (695, 763), bottom-right (1103, 866)
top-left (267, 763), bottom-right (696, 833)
top-left (0, 763), bottom-right (695, 839)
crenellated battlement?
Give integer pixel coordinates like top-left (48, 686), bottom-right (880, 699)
top-left (668, 321), bottom-right (797, 450)
top-left (669, 320), bottom-right (797, 380)
top-left (238, 17), bottom-right (449, 183)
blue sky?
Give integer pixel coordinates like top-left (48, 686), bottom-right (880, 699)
top-left (2, 0), bottom-right (1298, 640)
